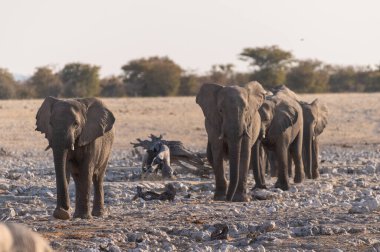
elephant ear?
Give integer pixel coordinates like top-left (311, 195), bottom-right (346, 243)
top-left (77, 98), bottom-right (115, 146)
top-left (313, 99), bottom-right (328, 135)
top-left (245, 81), bottom-right (266, 110)
top-left (35, 96), bottom-right (60, 144)
top-left (196, 83), bottom-right (224, 124)
top-left (269, 102), bottom-right (298, 136)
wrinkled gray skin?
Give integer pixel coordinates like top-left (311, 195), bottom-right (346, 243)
top-left (196, 81), bottom-right (266, 202)
top-left (36, 97), bottom-right (115, 220)
top-left (252, 89), bottom-right (305, 191)
top-left (271, 86), bottom-right (328, 179)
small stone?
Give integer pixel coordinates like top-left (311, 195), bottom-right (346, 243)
top-left (109, 245), bottom-right (121, 252)
top-left (259, 221), bottom-right (276, 233)
top-left (255, 244), bottom-right (266, 252)
top-left (252, 189), bottom-right (274, 200)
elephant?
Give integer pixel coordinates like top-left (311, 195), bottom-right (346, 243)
top-left (0, 222), bottom-right (52, 252)
top-left (196, 81), bottom-right (266, 202)
top-left (252, 88), bottom-right (305, 191)
top-left (271, 86), bottom-right (328, 179)
top-left (299, 99), bottom-right (328, 179)
top-left (36, 97), bottom-right (115, 220)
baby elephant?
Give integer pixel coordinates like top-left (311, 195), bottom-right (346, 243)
top-left (36, 97), bottom-right (115, 220)
top-left (142, 142), bottom-right (174, 178)
top-left (0, 222), bottom-right (52, 252)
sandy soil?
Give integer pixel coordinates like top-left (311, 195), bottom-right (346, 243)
top-left (0, 93), bottom-right (380, 252)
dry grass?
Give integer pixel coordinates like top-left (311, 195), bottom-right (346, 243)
top-left (0, 93), bottom-right (379, 152)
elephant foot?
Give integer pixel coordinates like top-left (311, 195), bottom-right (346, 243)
top-left (294, 173), bottom-right (305, 184)
top-left (73, 211), bottom-right (92, 219)
top-left (53, 207), bottom-right (70, 220)
top-left (274, 180), bottom-right (289, 191)
top-left (231, 193), bottom-right (250, 202)
top-left (251, 184), bottom-right (267, 190)
top-left (305, 171), bottom-right (312, 179)
top-left (213, 191), bottom-right (226, 201)
top-left (312, 170), bottom-right (320, 179)
top-left (92, 208), bottom-right (104, 217)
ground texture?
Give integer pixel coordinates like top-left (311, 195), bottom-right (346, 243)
top-left (0, 93), bottom-right (380, 252)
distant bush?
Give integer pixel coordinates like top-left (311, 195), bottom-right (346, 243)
top-left (59, 63), bottom-right (100, 98)
top-left (0, 68), bottom-right (17, 99)
top-left (122, 56), bottom-right (182, 97)
top-left (99, 76), bottom-right (126, 97)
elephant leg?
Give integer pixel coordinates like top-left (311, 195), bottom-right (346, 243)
top-left (206, 142), bottom-right (213, 167)
top-left (312, 137), bottom-right (320, 179)
top-left (251, 140), bottom-right (267, 189)
top-left (288, 151), bottom-right (294, 178)
top-left (269, 151), bottom-right (278, 177)
top-left (210, 141), bottom-right (227, 201)
top-left (92, 172), bottom-right (105, 217)
top-left (290, 133), bottom-right (305, 184)
top-left (274, 143), bottom-right (290, 191)
top-left (73, 164), bottom-right (93, 219)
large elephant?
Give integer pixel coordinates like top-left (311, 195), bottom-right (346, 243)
top-left (36, 97), bottom-right (115, 220)
top-left (196, 81), bottom-right (266, 202)
top-left (252, 89), bottom-right (305, 191)
top-left (300, 99), bottom-right (328, 179)
top-left (271, 86), bottom-right (328, 179)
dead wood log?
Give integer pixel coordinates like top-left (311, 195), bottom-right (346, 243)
top-left (131, 134), bottom-right (212, 175)
top-left (132, 184), bottom-right (176, 201)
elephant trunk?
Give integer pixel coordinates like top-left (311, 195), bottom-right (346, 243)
top-left (51, 129), bottom-right (71, 220)
top-left (303, 126), bottom-right (313, 179)
top-left (53, 147), bottom-right (70, 211)
top-left (226, 137), bottom-right (242, 201)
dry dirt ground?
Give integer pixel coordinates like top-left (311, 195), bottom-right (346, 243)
top-left (0, 93), bottom-right (380, 252)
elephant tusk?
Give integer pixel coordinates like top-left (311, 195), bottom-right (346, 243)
top-left (71, 144), bottom-right (75, 151)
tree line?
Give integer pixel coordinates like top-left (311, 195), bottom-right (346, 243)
top-left (0, 45), bottom-right (379, 99)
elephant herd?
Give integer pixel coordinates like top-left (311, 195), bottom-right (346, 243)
top-left (196, 82), bottom-right (328, 202)
top-left (31, 81), bottom-right (327, 221)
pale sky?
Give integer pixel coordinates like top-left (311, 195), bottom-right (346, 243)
top-left (0, 0), bottom-right (379, 77)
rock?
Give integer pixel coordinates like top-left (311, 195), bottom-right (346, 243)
top-left (191, 230), bottom-right (208, 242)
top-left (291, 226), bottom-right (314, 237)
top-left (348, 227), bottom-right (367, 234)
top-left (330, 249), bottom-right (344, 252)
top-left (258, 221), bottom-right (276, 233)
top-left (349, 205), bottom-right (370, 214)
top-left (109, 245), bottom-right (122, 252)
top-left (252, 189), bottom-right (274, 200)
top-left (255, 245), bottom-right (266, 252)
top-left (364, 165), bottom-right (376, 174)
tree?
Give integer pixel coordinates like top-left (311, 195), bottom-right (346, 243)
top-left (240, 45), bottom-right (293, 69)
top-left (122, 57), bottom-right (182, 97)
top-left (59, 63), bottom-right (100, 97)
top-left (328, 66), bottom-right (362, 92)
top-left (286, 60), bottom-right (330, 93)
top-left (178, 74), bottom-right (201, 96)
top-left (28, 66), bottom-right (62, 98)
top-left (99, 76), bottom-right (126, 97)
top-left (0, 68), bottom-right (17, 99)
top-left (240, 45), bottom-right (293, 88)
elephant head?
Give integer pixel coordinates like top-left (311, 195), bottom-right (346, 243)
top-left (196, 81), bottom-right (266, 201)
top-left (36, 97), bottom-right (115, 219)
top-left (301, 99), bottom-right (328, 178)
